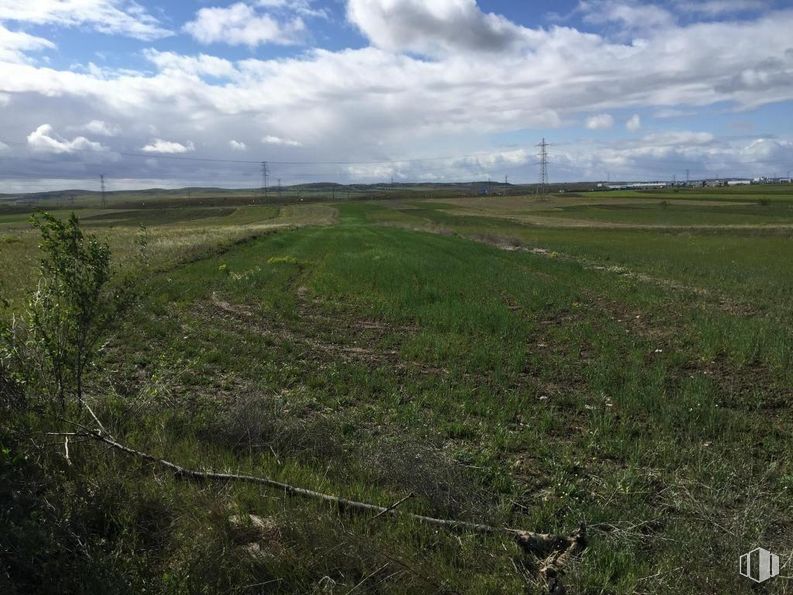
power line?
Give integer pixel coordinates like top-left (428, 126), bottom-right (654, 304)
top-left (124, 149), bottom-right (535, 167)
top-left (0, 138), bottom-right (537, 168)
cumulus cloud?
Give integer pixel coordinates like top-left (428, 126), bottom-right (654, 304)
top-left (626, 114), bottom-right (641, 131)
top-left (1, 3), bottom-right (793, 187)
top-left (0, 0), bottom-right (170, 41)
top-left (141, 139), bottom-right (195, 153)
top-left (184, 3), bottom-right (306, 47)
top-left (347, 0), bottom-right (534, 55)
top-left (27, 124), bottom-right (106, 154)
top-left (229, 140), bottom-right (247, 151)
top-left (263, 135), bottom-right (302, 146)
top-left (586, 113), bottom-right (615, 130)
top-left (741, 137), bottom-right (793, 160)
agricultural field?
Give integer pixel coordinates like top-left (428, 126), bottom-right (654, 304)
top-left (0, 204), bottom-right (336, 308)
top-left (1, 187), bottom-right (792, 593)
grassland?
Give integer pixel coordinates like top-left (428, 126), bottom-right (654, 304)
top-left (0, 204), bottom-right (336, 308)
top-left (1, 187), bottom-right (792, 593)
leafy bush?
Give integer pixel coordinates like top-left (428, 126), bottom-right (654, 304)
top-left (1, 213), bottom-right (115, 408)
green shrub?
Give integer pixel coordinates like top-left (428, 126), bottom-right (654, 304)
top-left (1, 213), bottom-right (111, 407)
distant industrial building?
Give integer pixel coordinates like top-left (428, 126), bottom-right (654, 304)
top-left (597, 182), bottom-right (669, 190)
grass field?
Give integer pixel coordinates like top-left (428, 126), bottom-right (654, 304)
top-left (1, 187), bottom-right (792, 593)
top-left (0, 204), bottom-right (336, 308)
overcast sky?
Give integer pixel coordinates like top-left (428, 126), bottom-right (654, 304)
top-left (0, 0), bottom-right (792, 191)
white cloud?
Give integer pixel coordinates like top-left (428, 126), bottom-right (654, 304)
top-left (653, 108), bottom-right (697, 119)
top-left (0, 0), bottom-right (170, 41)
top-left (229, 140), bottom-right (247, 151)
top-left (256, 0), bottom-right (328, 19)
top-left (184, 3), bottom-right (305, 47)
top-left (579, 1), bottom-right (676, 32)
top-left (559, 131), bottom-right (793, 181)
top-left (141, 139), bottom-right (195, 153)
top-left (642, 131), bottom-right (715, 145)
top-left (347, 0), bottom-right (535, 55)
top-left (741, 137), bottom-right (792, 160)
top-left (79, 120), bottom-right (119, 136)
top-left (626, 114), bottom-right (641, 131)
top-left (27, 124), bottom-right (106, 154)
top-left (675, 0), bottom-right (770, 16)
top-left (586, 113), bottom-right (615, 130)
top-left (144, 49), bottom-right (237, 79)
top-left (0, 23), bottom-right (54, 63)
top-left (1, 5), bottom-right (793, 185)
top-left (263, 135), bottom-right (302, 146)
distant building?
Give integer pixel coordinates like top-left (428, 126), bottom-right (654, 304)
top-left (727, 179), bottom-right (751, 186)
top-left (603, 182), bottom-right (669, 190)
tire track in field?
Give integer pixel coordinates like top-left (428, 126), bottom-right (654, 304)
top-left (477, 236), bottom-right (755, 315)
top-left (207, 292), bottom-right (582, 399)
top-left (207, 292), bottom-right (448, 375)
top-left (384, 222), bottom-right (755, 316)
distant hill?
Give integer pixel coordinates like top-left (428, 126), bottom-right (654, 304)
top-left (0, 181), bottom-right (603, 211)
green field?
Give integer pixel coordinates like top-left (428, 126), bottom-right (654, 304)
top-left (2, 188), bottom-right (792, 593)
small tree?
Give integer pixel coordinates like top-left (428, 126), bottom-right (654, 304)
top-left (16, 213), bottom-right (111, 407)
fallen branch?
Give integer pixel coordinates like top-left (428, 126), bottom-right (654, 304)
top-left (71, 429), bottom-right (585, 564)
top-left (83, 400), bottom-right (110, 437)
top-left (63, 435), bottom-right (71, 465)
top-left (369, 492), bottom-right (414, 523)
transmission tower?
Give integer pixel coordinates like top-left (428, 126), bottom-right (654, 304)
top-left (100, 174), bottom-right (106, 208)
top-left (261, 161), bottom-right (269, 200)
top-left (686, 169), bottom-right (690, 185)
top-left (537, 138), bottom-right (549, 199)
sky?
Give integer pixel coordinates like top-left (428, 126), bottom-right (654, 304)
top-left (0, 0), bottom-right (792, 191)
